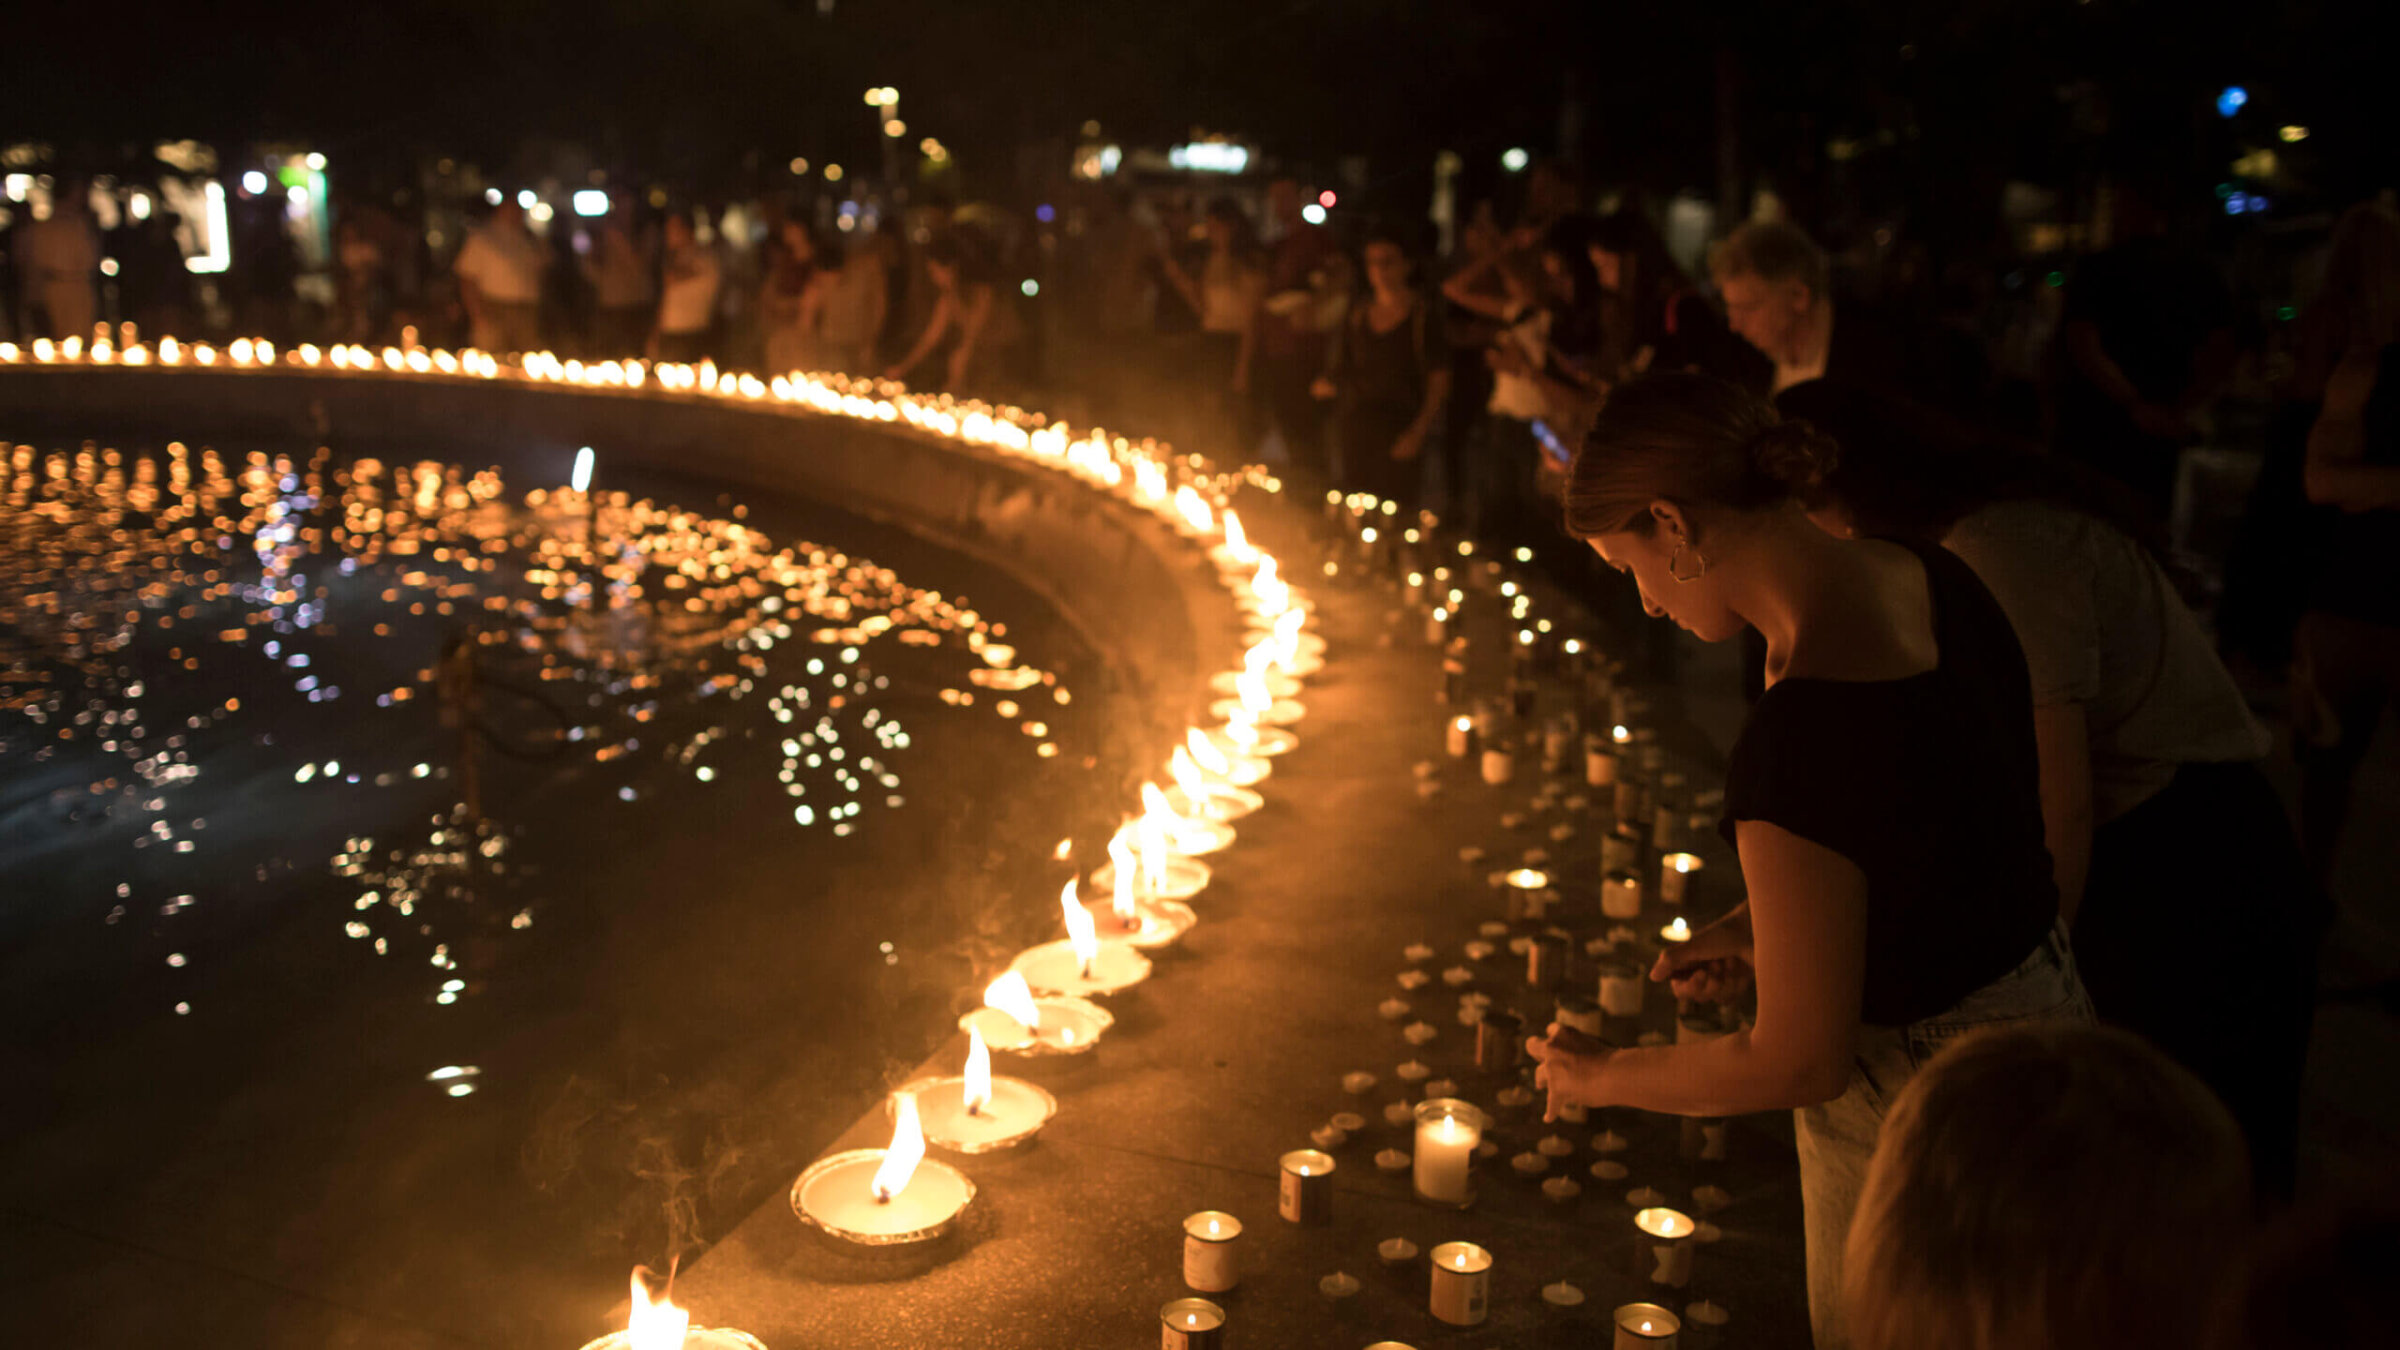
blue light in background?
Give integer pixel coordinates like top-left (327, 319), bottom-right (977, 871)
top-left (2217, 85), bottom-right (2249, 118)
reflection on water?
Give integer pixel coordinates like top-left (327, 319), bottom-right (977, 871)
top-left (0, 438), bottom-right (1074, 1015)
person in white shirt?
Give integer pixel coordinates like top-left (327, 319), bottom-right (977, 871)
top-left (651, 212), bottom-right (721, 363)
top-left (452, 201), bottom-right (546, 352)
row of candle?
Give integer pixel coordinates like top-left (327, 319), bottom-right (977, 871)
top-left (0, 330), bottom-right (1325, 1346)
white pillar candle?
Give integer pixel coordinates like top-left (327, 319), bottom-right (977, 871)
top-left (1603, 871), bottom-right (1643, 918)
top-left (1613, 1302), bottom-right (1681, 1350)
top-left (1481, 746), bottom-right (1515, 785)
top-left (1446, 715), bottom-right (1472, 758)
top-left (1428, 1241), bottom-right (1493, 1326)
top-left (1635, 1207), bottom-right (1698, 1287)
top-left (1659, 853), bottom-right (1702, 906)
top-left (1412, 1099), bottom-right (1485, 1205)
top-left (1160, 1297), bottom-right (1226, 1350)
top-left (1181, 1211), bottom-right (1242, 1292)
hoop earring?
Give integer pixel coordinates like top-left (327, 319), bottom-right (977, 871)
top-left (1669, 542), bottom-right (1710, 583)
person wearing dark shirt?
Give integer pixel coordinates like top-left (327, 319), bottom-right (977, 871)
top-left (2049, 181), bottom-right (2237, 518)
top-left (1254, 177), bottom-right (1336, 480)
top-left (1311, 234), bottom-right (1451, 509)
top-left (1527, 373), bottom-right (2091, 1350)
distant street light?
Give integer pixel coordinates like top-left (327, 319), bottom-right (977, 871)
top-left (1501, 147), bottom-right (1530, 172)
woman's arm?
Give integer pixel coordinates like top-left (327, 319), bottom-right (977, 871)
top-left (884, 289), bottom-right (955, 381)
top-left (1440, 254), bottom-right (1514, 321)
top-left (946, 284), bottom-right (993, 388)
top-left (1533, 820), bottom-right (1866, 1116)
top-left (2305, 351), bottom-right (2400, 511)
top-left (2033, 703), bottom-right (2095, 923)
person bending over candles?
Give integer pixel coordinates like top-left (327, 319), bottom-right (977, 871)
top-left (1526, 373), bottom-right (2091, 1350)
top-left (1843, 1025), bottom-right (2252, 1350)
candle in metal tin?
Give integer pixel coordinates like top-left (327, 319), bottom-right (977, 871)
top-left (1603, 869), bottom-right (1644, 919)
top-left (1659, 852), bottom-right (1703, 905)
top-left (1634, 1206), bottom-right (1698, 1287)
top-left (1660, 915), bottom-right (1693, 948)
top-left (1446, 714), bottom-right (1473, 758)
top-left (1614, 1302), bottom-right (1682, 1349)
top-left (1182, 1211), bottom-right (1242, 1291)
top-left (1474, 1008), bottom-right (1524, 1071)
top-left (1481, 743), bottom-right (1515, 786)
top-left (1278, 1148), bottom-right (1336, 1225)
top-left (1601, 827), bottom-right (1642, 876)
top-left (1441, 654), bottom-right (1467, 705)
top-left (1428, 1241), bottom-right (1494, 1326)
top-left (1501, 867), bottom-right (1553, 921)
top-left (1527, 931), bottom-right (1570, 988)
top-left (1554, 994), bottom-right (1603, 1037)
top-left (1544, 716), bottom-right (1576, 767)
top-left (1615, 776), bottom-right (1646, 829)
top-left (1597, 955), bottom-right (1644, 1019)
top-left (1160, 1296), bottom-right (1226, 1350)
top-left (1426, 604), bottom-right (1451, 646)
top-left (791, 1094), bottom-right (976, 1245)
top-left (903, 1028), bottom-right (1056, 1153)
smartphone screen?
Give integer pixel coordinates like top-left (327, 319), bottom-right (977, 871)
top-left (1531, 418), bottom-right (1571, 468)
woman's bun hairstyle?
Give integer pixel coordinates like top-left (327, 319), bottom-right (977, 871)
top-left (1747, 418), bottom-right (1841, 495)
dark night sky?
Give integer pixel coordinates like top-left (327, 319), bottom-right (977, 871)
top-left (10, 0), bottom-right (2393, 209)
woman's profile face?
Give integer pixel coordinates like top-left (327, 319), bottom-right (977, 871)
top-left (1588, 516), bottom-right (1745, 643)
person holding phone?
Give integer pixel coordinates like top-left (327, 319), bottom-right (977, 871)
top-left (1525, 373), bottom-right (2091, 1350)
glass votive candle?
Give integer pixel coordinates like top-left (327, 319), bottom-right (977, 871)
top-left (1278, 1149), bottom-right (1335, 1225)
top-left (1160, 1296), bottom-right (1226, 1350)
top-left (1412, 1098), bottom-right (1487, 1206)
top-left (1428, 1241), bottom-right (1493, 1326)
top-left (1614, 1301), bottom-right (1682, 1349)
top-left (1634, 1206), bottom-right (1698, 1287)
top-left (1182, 1211), bottom-right (1242, 1292)
top-left (1659, 852), bottom-right (1702, 905)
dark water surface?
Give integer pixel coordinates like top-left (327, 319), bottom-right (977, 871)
top-left (0, 430), bottom-right (1133, 1344)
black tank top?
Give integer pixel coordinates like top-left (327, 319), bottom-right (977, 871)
top-left (1721, 539), bottom-right (2059, 1027)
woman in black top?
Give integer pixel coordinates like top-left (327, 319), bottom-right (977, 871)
top-left (1526, 373), bottom-right (2092, 1350)
top-left (1312, 234), bottom-right (1451, 509)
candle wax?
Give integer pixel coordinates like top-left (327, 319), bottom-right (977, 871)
top-left (911, 1076), bottom-right (1054, 1152)
top-left (1009, 938), bottom-right (1152, 996)
top-left (795, 1152), bottom-right (972, 1239)
top-left (958, 1000), bottom-right (1111, 1055)
top-left (1089, 855), bottom-right (1212, 901)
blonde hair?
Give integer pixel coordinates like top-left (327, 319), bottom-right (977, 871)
top-left (1845, 1025), bottom-right (2250, 1350)
top-left (1707, 219), bottom-right (1830, 300)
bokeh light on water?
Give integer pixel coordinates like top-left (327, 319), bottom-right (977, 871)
top-left (0, 437), bottom-right (1074, 1013)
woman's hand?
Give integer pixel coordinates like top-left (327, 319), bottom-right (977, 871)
top-left (1650, 920), bottom-right (1754, 1002)
top-left (1524, 1022), bottom-right (1613, 1123)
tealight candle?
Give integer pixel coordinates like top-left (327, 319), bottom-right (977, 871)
top-left (1543, 1280), bottom-right (1587, 1306)
top-left (1634, 1206), bottom-right (1698, 1288)
top-left (1412, 1099), bottom-right (1486, 1206)
top-left (1604, 870), bottom-right (1644, 919)
top-left (903, 1031), bottom-right (1057, 1153)
top-left (1377, 1237), bottom-right (1420, 1265)
top-left (1278, 1149), bottom-right (1336, 1225)
top-left (1160, 1296), bottom-right (1226, 1350)
top-left (1614, 1302), bottom-right (1682, 1349)
top-left (1182, 1211), bottom-right (1242, 1292)
top-left (1660, 916), bottom-right (1692, 947)
top-left (1447, 715), bottom-right (1473, 758)
top-left (1659, 853), bottom-right (1703, 906)
top-left (1482, 744), bottom-right (1515, 786)
top-left (1429, 1241), bottom-right (1494, 1326)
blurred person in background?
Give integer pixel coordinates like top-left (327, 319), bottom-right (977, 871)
top-left (1312, 233), bottom-right (1450, 509)
top-left (759, 219), bottom-right (821, 375)
top-left (454, 199), bottom-right (545, 352)
top-left (883, 232), bottom-right (1021, 395)
top-left (1253, 176), bottom-right (1336, 477)
top-left (333, 215), bottom-right (388, 344)
top-left (2047, 175), bottom-right (2236, 520)
top-left (1158, 197), bottom-right (1267, 460)
top-left (17, 182), bottom-right (99, 339)
top-left (812, 232), bottom-right (889, 376)
top-left (1844, 1025), bottom-right (2251, 1350)
top-left (582, 201), bottom-right (655, 359)
top-left (650, 210), bottom-right (721, 363)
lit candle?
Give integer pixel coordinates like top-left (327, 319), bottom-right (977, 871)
top-left (1661, 916), bottom-right (1692, 947)
top-left (791, 1092), bottom-right (976, 1244)
top-left (1428, 1241), bottom-right (1493, 1326)
top-left (906, 1027), bottom-right (1058, 1153)
top-left (1181, 1213), bottom-right (1242, 1293)
top-left (1412, 1099), bottom-right (1486, 1206)
top-left (1277, 1149), bottom-right (1336, 1225)
top-left (1481, 743), bottom-right (1515, 786)
top-left (1603, 870), bottom-right (1644, 919)
top-left (1446, 714), bottom-right (1473, 758)
top-left (1613, 1302), bottom-right (1682, 1350)
top-left (574, 1268), bottom-right (772, 1350)
top-left (1659, 852), bottom-right (1702, 906)
top-left (1159, 1296), bottom-right (1226, 1350)
top-left (1634, 1207), bottom-right (1698, 1288)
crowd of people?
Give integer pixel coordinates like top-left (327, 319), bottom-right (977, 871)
top-left (8, 160), bottom-right (2397, 1350)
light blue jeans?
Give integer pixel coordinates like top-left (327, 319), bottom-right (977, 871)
top-left (1795, 923), bottom-right (2095, 1349)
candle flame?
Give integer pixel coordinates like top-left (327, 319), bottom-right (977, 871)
top-left (627, 1267), bottom-right (690, 1350)
top-left (1062, 879), bottom-right (1100, 971)
top-left (1174, 485), bottom-right (1214, 534)
top-left (1665, 916), bottom-right (1691, 942)
top-left (1168, 745), bottom-right (1209, 803)
top-left (963, 1025), bottom-right (992, 1114)
top-left (1455, 715), bottom-right (1472, 732)
top-left (1186, 727), bottom-right (1232, 776)
top-left (1271, 607), bottom-right (1306, 669)
top-left (871, 1092), bottom-right (926, 1202)
top-left (1613, 724), bottom-right (1631, 744)
top-left (1052, 837), bottom-right (1073, 862)
top-left (1224, 716), bottom-right (1259, 751)
top-left (1135, 812), bottom-right (1167, 895)
top-left (1235, 667), bottom-right (1272, 715)
top-left (1221, 509), bottom-right (1253, 561)
top-left (983, 971), bottom-right (1041, 1029)
top-left (1107, 829), bottom-right (1139, 923)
